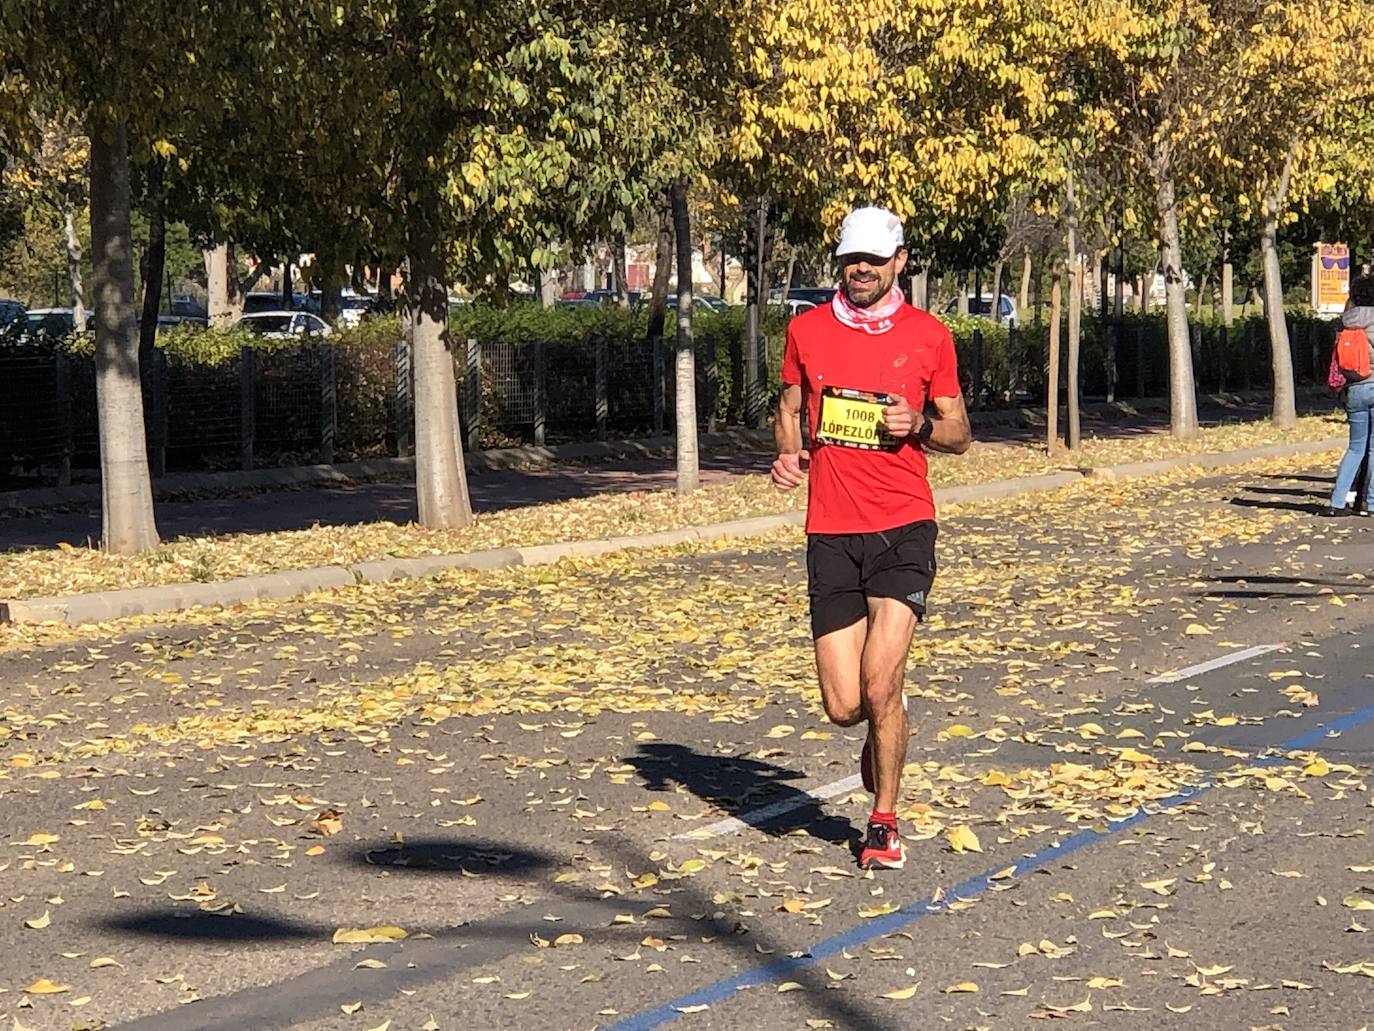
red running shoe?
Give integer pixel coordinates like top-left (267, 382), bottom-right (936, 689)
top-left (859, 821), bottom-right (905, 870)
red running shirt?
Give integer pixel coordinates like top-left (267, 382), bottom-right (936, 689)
top-left (780, 302), bottom-right (961, 534)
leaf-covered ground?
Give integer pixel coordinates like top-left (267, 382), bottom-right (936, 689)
top-left (0, 411), bottom-right (1345, 601)
top-left (1, 455), bottom-right (1372, 1029)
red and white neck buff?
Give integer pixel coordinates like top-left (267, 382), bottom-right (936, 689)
top-left (832, 285), bottom-right (905, 335)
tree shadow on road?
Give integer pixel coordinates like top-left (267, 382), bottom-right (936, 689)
top-left (628, 742), bottom-right (857, 849)
top-left (1227, 495), bottom-right (1331, 515)
top-left (1240, 485), bottom-right (1327, 499)
top-left (102, 910), bottom-right (318, 942)
top-left (97, 830), bottom-right (897, 1031)
top-left (1192, 573), bottom-right (1374, 601)
top-left (351, 836), bottom-right (550, 875)
top-left (1253, 473), bottom-right (1331, 485)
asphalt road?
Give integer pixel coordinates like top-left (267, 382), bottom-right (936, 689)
top-left (2, 454), bottom-right (1374, 1031)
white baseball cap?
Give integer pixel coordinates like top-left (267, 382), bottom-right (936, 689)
top-left (835, 206), bottom-right (904, 259)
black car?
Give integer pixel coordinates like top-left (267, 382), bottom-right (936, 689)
top-left (0, 299), bottom-right (25, 329)
top-left (787, 287), bottom-right (836, 305)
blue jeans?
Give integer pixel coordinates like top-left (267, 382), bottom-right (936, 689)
top-left (1331, 380), bottom-right (1374, 508)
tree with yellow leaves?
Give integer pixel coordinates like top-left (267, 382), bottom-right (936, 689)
top-left (1202, 0), bottom-right (1374, 427)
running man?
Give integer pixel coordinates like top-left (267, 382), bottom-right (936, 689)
top-left (772, 206), bottom-right (970, 870)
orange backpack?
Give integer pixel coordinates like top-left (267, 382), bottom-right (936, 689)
top-left (1336, 326), bottom-right (1371, 382)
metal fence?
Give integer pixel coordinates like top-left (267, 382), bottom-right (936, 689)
top-left (955, 314), bottom-right (1339, 408)
top-left (0, 316), bottom-right (1339, 486)
top-left (0, 332), bottom-right (738, 484)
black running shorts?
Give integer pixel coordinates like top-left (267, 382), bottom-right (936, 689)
top-left (805, 519), bottom-right (937, 639)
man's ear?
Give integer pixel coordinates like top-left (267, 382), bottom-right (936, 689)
top-left (894, 248), bottom-right (909, 276)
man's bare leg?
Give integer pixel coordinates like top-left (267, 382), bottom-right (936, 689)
top-left (814, 618), bottom-right (866, 728)
top-left (860, 598), bottom-right (918, 814)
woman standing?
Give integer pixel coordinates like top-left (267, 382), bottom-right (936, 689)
top-left (1328, 274), bottom-right (1374, 516)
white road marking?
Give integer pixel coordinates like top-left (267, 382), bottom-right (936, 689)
top-left (674, 773), bottom-right (863, 840)
top-left (1146, 643), bottom-right (1285, 684)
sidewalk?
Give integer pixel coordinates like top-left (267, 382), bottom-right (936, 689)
top-left (0, 391), bottom-right (1334, 553)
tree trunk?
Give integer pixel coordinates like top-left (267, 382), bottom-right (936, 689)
top-left (1194, 271), bottom-right (1208, 321)
top-left (1018, 248), bottom-right (1032, 323)
top-left (205, 240), bottom-right (233, 326)
top-left (137, 161), bottom-right (165, 365)
top-left (1221, 260), bottom-right (1234, 326)
top-left (645, 189), bottom-right (673, 344)
top-left (1153, 162), bottom-right (1198, 437)
top-left (408, 203), bottom-right (473, 528)
top-left (1065, 173), bottom-right (1081, 449)
top-left (611, 233), bottom-right (629, 306)
top-left (1047, 268), bottom-right (1062, 454)
top-left (671, 181), bottom-right (699, 494)
top-left (1139, 273), bottom-right (1150, 315)
top-left (1067, 256), bottom-right (1083, 450)
top-left (1261, 213), bottom-right (1296, 428)
top-left (319, 262), bottom-right (344, 322)
top-left (744, 194), bottom-right (770, 428)
top-left (281, 259), bottom-right (293, 308)
top-left (232, 251), bottom-right (265, 312)
top-left (538, 268), bottom-right (559, 308)
top-left (378, 263), bottom-right (394, 312)
top-left (912, 266), bottom-right (928, 310)
top-left (89, 118), bottom-right (158, 553)
top-left (63, 202), bottom-right (87, 332)
top-left (990, 259), bottom-right (1004, 323)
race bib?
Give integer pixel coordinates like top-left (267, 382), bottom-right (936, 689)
top-left (815, 387), bottom-right (899, 450)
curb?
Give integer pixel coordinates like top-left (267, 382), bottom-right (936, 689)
top-left (1084, 435), bottom-right (1345, 481)
top-left (0, 437), bottom-right (1348, 626)
top-left (0, 566), bottom-right (356, 626)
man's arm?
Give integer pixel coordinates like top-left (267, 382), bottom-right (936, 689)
top-left (774, 383), bottom-right (803, 454)
top-left (771, 383), bottom-right (808, 490)
top-left (881, 392), bottom-right (972, 454)
top-left (921, 393), bottom-right (972, 454)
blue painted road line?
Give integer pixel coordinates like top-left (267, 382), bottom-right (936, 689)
top-left (605, 701), bottom-right (1374, 1031)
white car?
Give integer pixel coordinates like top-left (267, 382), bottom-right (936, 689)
top-left (943, 293), bottom-right (1019, 327)
top-left (235, 311), bottom-right (332, 339)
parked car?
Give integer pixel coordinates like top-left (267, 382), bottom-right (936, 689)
top-left (336, 291), bottom-right (374, 327)
top-left (168, 295), bottom-right (207, 320)
top-left (943, 293), bottom-right (1019, 327)
top-left (243, 291), bottom-right (320, 315)
top-left (787, 287), bottom-right (836, 306)
top-left (156, 314), bottom-right (208, 332)
top-left (664, 294), bottom-right (731, 313)
top-left (559, 289), bottom-right (642, 307)
top-left (0, 299), bottom-right (26, 330)
top-left (19, 308), bottom-right (93, 343)
top-left (235, 311), bottom-right (332, 339)
top-left (776, 298), bottom-right (817, 317)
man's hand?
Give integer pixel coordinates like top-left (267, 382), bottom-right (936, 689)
top-left (882, 394), bottom-right (924, 440)
top-left (771, 450), bottom-right (810, 490)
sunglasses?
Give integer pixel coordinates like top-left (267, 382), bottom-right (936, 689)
top-left (1321, 255), bottom-right (1351, 270)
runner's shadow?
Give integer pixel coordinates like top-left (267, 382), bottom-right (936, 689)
top-left (629, 742), bottom-right (857, 849)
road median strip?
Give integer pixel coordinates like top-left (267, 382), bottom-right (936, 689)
top-left (0, 435), bottom-right (1345, 626)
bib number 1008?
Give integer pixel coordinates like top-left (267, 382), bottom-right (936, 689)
top-left (815, 387), bottom-right (898, 451)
